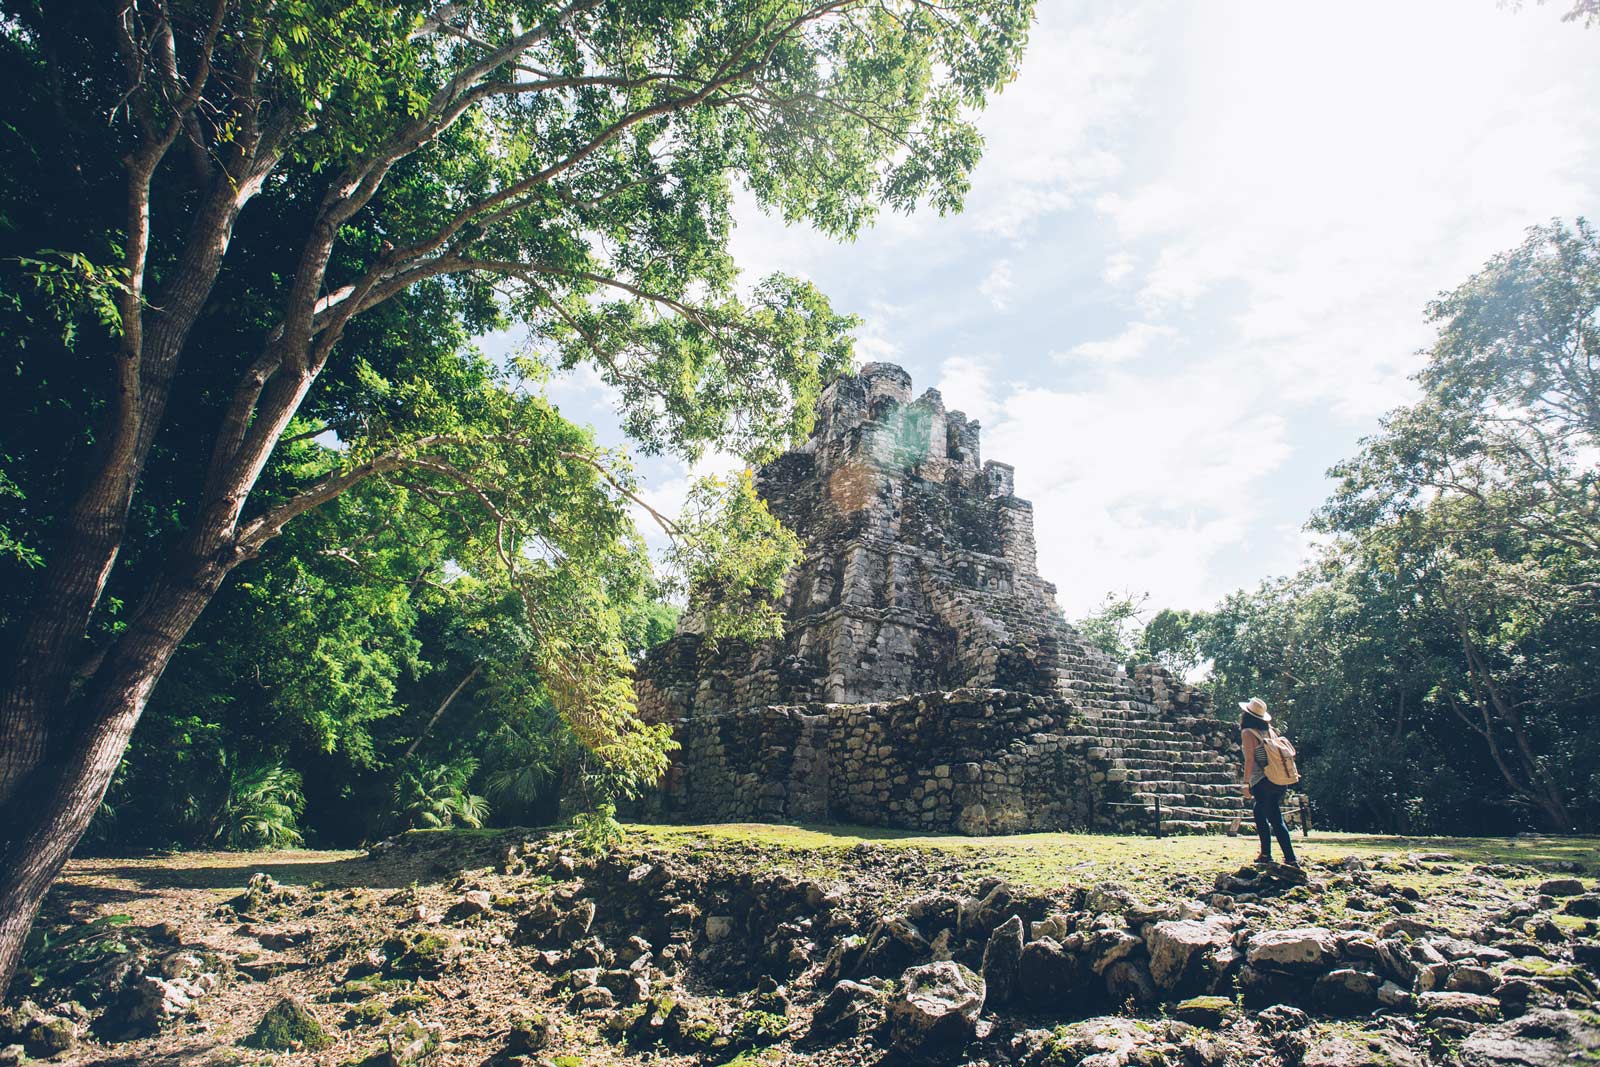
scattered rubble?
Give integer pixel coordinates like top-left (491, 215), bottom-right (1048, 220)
top-left (6, 828), bottom-right (1597, 1065)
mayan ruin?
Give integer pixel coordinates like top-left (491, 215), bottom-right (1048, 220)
top-left (637, 363), bottom-right (1246, 835)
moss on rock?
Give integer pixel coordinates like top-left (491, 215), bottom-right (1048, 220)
top-left (246, 997), bottom-right (332, 1052)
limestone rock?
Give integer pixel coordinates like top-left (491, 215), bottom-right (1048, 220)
top-left (1418, 990), bottom-right (1501, 1023)
top-left (1255, 1004), bottom-right (1310, 1033)
top-left (120, 975), bottom-right (202, 1035)
top-left (558, 900), bottom-right (596, 940)
top-left (617, 934), bottom-right (653, 965)
top-left (1084, 928), bottom-right (1142, 975)
top-left (1459, 1008), bottom-right (1600, 1067)
top-left (861, 914), bottom-right (930, 976)
top-left (1374, 937), bottom-right (1416, 985)
top-left (981, 915), bottom-right (1024, 1005)
top-left (0, 1002), bottom-right (80, 1058)
top-left (1312, 968), bottom-right (1379, 1014)
top-left (1103, 959), bottom-right (1158, 1007)
top-left (246, 997), bottom-right (332, 1052)
top-left (1446, 965), bottom-right (1498, 995)
top-left (887, 961), bottom-right (985, 1058)
top-left (456, 889), bottom-right (492, 916)
top-left (1302, 1030), bottom-right (1424, 1067)
top-left (570, 986), bottom-right (615, 1012)
top-left (1145, 918), bottom-right (1231, 993)
top-left (506, 1014), bottom-right (550, 1054)
top-left (374, 1016), bottom-right (442, 1067)
top-left (1562, 895), bottom-right (1600, 918)
top-left (1027, 1017), bottom-right (1190, 1067)
top-left (1019, 937), bottom-right (1084, 1007)
top-left (1173, 995), bottom-right (1233, 1028)
top-left (1246, 927), bottom-right (1338, 970)
top-left (810, 979), bottom-right (883, 1037)
top-left (1376, 980), bottom-right (1414, 1010)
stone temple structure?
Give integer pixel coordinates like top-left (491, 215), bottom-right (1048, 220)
top-left (636, 363), bottom-right (1245, 835)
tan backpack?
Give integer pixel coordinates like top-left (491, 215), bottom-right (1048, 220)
top-left (1259, 727), bottom-right (1300, 786)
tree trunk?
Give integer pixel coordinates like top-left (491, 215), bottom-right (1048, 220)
top-left (0, 554), bottom-right (229, 996)
top-left (1459, 626), bottom-right (1575, 832)
top-left (401, 663), bottom-right (482, 761)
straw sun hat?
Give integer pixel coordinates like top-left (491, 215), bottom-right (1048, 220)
top-left (1238, 697), bottom-right (1272, 722)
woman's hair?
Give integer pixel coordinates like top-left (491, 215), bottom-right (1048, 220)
top-left (1240, 711), bottom-right (1270, 733)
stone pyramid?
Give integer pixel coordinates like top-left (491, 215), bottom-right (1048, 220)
top-left (637, 363), bottom-right (1248, 835)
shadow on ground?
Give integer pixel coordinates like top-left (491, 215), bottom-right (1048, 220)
top-left (62, 829), bottom-right (517, 893)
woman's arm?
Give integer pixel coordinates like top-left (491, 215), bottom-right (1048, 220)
top-left (1241, 731), bottom-right (1256, 796)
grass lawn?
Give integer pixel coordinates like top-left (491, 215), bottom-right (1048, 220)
top-left (630, 821), bottom-right (1600, 890)
top-left (63, 822), bottom-right (1598, 905)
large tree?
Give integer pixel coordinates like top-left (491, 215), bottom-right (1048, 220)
top-left (1188, 220), bottom-right (1600, 834)
top-left (0, 0), bottom-right (1033, 994)
top-left (1317, 219), bottom-right (1600, 831)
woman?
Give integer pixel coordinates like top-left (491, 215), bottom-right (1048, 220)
top-left (1239, 697), bottom-right (1298, 868)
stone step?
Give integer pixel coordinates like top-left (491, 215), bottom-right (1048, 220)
top-left (1085, 721), bottom-right (1227, 741)
top-left (1117, 757), bottom-right (1233, 772)
top-left (1122, 769), bottom-right (1237, 786)
top-left (1128, 788), bottom-right (1246, 808)
top-left (1126, 776), bottom-right (1243, 792)
top-left (1103, 739), bottom-right (1218, 756)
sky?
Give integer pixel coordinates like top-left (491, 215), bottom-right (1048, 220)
top-left (499, 0), bottom-right (1600, 618)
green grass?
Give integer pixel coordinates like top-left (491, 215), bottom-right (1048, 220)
top-left (628, 822), bottom-right (1600, 890)
top-left (62, 822), bottom-right (1598, 904)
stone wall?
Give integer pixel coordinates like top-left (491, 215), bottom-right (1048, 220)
top-left (645, 677), bottom-right (1241, 835)
top-left (649, 690), bottom-right (1103, 833)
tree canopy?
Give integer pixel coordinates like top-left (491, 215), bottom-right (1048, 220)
top-left (0, 0), bottom-right (1036, 996)
top-left (1088, 220), bottom-right (1600, 835)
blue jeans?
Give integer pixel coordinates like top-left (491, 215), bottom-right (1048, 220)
top-left (1252, 781), bottom-right (1297, 864)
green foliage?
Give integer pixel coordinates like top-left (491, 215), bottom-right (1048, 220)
top-left (1137, 219), bottom-right (1600, 835)
top-left (1, 0), bottom-right (1036, 850)
top-left (1071, 592), bottom-right (1151, 671)
top-left (214, 764), bottom-right (307, 851)
top-left (0, 464), bottom-right (40, 569)
top-left (1075, 595), bottom-right (1207, 678)
top-left (671, 472), bottom-right (803, 643)
top-left (1140, 609), bottom-right (1207, 678)
top-left (571, 801), bottom-right (627, 855)
top-left (390, 760), bottom-right (489, 831)
top-left (10, 249), bottom-right (128, 345)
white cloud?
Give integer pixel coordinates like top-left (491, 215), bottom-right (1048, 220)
top-left (852, 300), bottom-right (906, 363)
top-left (985, 364), bottom-right (1294, 614)
top-left (978, 260), bottom-right (1014, 310)
top-left (564, 1), bottom-right (1600, 619)
top-left (1097, 2), bottom-right (1597, 420)
top-left (966, 6), bottom-right (1152, 238)
top-left (1102, 251), bottom-right (1136, 286)
top-left (935, 354), bottom-right (1001, 425)
top-left (1059, 321), bottom-right (1176, 365)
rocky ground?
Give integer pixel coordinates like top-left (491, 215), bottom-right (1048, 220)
top-left (4, 824), bottom-right (1600, 1067)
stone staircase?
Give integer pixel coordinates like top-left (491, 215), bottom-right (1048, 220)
top-left (1063, 675), bottom-right (1250, 835)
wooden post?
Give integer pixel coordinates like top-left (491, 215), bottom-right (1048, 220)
top-left (1300, 798), bottom-right (1310, 839)
top-left (1154, 797), bottom-right (1164, 839)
